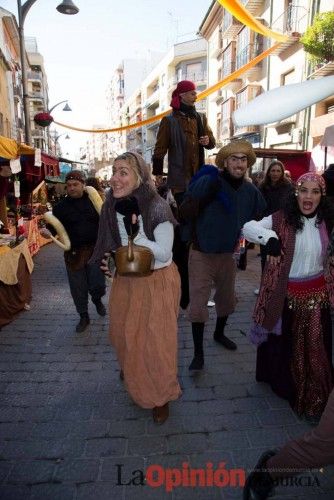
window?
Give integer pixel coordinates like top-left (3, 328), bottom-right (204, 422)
top-left (236, 85), bottom-right (261, 110)
top-left (222, 42), bottom-right (236, 77)
top-left (281, 69), bottom-right (296, 86)
top-left (186, 62), bottom-right (202, 82)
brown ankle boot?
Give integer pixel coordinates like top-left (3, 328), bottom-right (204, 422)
top-left (152, 402), bottom-right (169, 424)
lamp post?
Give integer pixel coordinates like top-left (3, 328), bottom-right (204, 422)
top-left (48, 100), bottom-right (72, 113)
top-left (51, 129), bottom-right (70, 155)
top-left (17, 0), bottom-right (79, 146)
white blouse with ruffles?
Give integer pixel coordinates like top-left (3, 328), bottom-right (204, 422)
top-left (243, 215), bottom-right (323, 279)
top-left (116, 213), bottom-right (173, 269)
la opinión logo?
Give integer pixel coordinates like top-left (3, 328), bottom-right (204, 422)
top-left (116, 462), bottom-right (245, 492)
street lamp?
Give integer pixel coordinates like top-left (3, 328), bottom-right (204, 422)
top-left (51, 129), bottom-right (70, 154)
top-left (17, 0), bottom-right (79, 145)
top-left (48, 100), bottom-right (72, 113)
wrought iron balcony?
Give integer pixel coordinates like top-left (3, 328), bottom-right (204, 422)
top-left (222, 10), bottom-right (242, 38)
top-left (239, 0), bottom-right (264, 16)
top-left (236, 43), bottom-right (263, 74)
top-left (271, 5), bottom-right (307, 55)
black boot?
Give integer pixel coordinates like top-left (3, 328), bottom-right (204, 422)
top-left (76, 313), bottom-right (90, 333)
top-left (93, 298), bottom-right (106, 316)
top-left (214, 316), bottom-right (237, 350)
top-left (243, 450), bottom-right (276, 500)
top-left (189, 322), bottom-right (204, 370)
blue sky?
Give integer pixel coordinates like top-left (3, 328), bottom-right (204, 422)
top-left (2, 0), bottom-right (210, 157)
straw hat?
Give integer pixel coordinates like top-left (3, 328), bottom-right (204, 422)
top-left (215, 140), bottom-right (256, 169)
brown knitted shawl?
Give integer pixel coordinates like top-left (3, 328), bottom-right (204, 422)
top-left (89, 152), bottom-right (177, 264)
top-left (253, 211), bottom-right (332, 329)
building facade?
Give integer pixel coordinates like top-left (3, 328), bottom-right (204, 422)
top-left (25, 37), bottom-right (49, 151)
top-left (0, 8), bottom-right (24, 142)
top-left (199, 0), bottom-right (334, 170)
top-left (122, 38), bottom-right (209, 165)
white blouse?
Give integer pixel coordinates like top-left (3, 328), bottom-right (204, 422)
top-left (243, 215), bottom-right (323, 279)
top-left (116, 213), bottom-right (173, 269)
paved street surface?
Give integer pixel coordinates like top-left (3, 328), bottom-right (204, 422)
top-left (0, 243), bottom-right (333, 500)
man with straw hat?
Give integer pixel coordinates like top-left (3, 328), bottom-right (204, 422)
top-left (180, 139), bottom-right (266, 370)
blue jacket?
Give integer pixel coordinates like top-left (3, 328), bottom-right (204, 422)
top-left (181, 166), bottom-right (266, 253)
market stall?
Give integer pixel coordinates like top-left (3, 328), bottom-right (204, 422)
top-left (0, 135), bottom-right (59, 257)
top-left (0, 238), bottom-right (33, 328)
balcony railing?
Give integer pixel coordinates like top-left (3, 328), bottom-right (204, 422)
top-left (222, 60), bottom-right (236, 78)
top-left (271, 5), bottom-right (308, 35)
top-left (222, 11), bottom-right (242, 38)
top-left (236, 43), bottom-right (262, 70)
top-left (169, 71), bottom-right (207, 87)
top-left (239, 0), bottom-right (264, 16)
top-left (31, 129), bottom-right (45, 138)
top-left (30, 91), bottom-right (44, 100)
top-left (220, 118), bottom-right (234, 139)
top-left (27, 71), bottom-right (42, 81)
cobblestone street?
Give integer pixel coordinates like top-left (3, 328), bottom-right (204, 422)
top-left (0, 243), bottom-right (333, 500)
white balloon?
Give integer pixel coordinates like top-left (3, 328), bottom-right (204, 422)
top-left (233, 75), bottom-right (334, 127)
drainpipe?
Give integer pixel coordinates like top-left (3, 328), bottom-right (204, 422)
top-left (263, 0), bottom-right (274, 149)
top-left (302, 0), bottom-right (317, 151)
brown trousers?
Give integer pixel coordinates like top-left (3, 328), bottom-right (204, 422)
top-left (187, 248), bottom-right (236, 323)
top-left (267, 387), bottom-right (334, 477)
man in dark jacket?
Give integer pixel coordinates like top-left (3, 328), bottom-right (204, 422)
top-left (42, 171), bottom-right (106, 333)
top-left (152, 80), bottom-right (216, 308)
top-left (152, 79), bottom-right (215, 195)
top-left (180, 140), bottom-right (266, 370)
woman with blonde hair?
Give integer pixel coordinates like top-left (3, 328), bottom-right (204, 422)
top-left (90, 152), bottom-right (181, 424)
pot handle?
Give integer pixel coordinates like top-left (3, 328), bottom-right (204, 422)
top-left (127, 236), bottom-right (134, 262)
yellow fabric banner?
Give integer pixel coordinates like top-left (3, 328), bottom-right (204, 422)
top-left (54, 42), bottom-right (281, 134)
top-left (0, 135), bottom-right (34, 159)
top-left (216, 0), bottom-right (289, 42)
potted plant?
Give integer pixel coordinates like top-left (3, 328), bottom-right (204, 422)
top-left (34, 112), bottom-right (54, 127)
top-left (300, 11), bottom-right (334, 67)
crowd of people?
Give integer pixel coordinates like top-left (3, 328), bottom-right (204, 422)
top-left (41, 79), bottom-right (334, 497)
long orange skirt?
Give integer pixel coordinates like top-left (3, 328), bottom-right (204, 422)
top-left (109, 262), bottom-right (182, 408)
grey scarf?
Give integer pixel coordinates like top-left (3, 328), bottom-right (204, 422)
top-left (89, 153), bottom-right (177, 264)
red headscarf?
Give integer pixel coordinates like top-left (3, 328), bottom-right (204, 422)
top-left (170, 80), bottom-right (196, 110)
top-left (296, 172), bottom-right (326, 196)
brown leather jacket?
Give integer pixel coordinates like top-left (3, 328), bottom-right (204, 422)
top-left (152, 111), bottom-right (215, 192)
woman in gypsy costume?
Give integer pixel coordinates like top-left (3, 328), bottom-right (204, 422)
top-left (243, 173), bottom-right (334, 421)
top-left (90, 152), bottom-right (181, 424)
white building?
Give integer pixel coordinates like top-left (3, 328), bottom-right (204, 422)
top-left (25, 37), bottom-right (49, 151)
top-left (122, 38), bottom-right (209, 165)
top-left (106, 54), bottom-right (164, 159)
top-left (199, 0), bottom-right (334, 168)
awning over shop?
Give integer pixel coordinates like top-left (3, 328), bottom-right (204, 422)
top-left (0, 135), bottom-right (34, 159)
top-left (0, 135), bottom-right (60, 203)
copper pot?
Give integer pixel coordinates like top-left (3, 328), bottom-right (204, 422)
top-left (115, 237), bottom-right (154, 277)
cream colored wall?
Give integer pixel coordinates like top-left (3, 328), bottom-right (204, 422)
top-left (0, 59), bottom-right (11, 137)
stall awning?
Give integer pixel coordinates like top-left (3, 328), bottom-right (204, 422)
top-left (0, 135), bottom-right (34, 159)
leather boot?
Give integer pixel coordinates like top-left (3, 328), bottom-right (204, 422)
top-left (93, 299), bottom-right (106, 316)
top-left (76, 313), bottom-right (90, 333)
top-left (152, 402), bottom-right (169, 424)
top-left (243, 450), bottom-right (276, 500)
top-left (214, 316), bottom-right (237, 350)
top-left (189, 322), bottom-right (204, 370)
